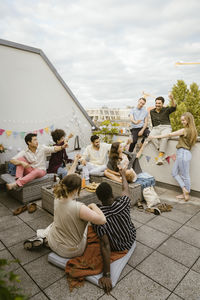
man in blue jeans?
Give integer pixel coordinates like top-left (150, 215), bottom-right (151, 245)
top-left (129, 97), bottom-right (150, 152)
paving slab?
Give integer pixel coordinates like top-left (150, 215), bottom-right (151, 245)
top-left (130, 208), bottom-right (156, 224)
top-left (136, 251), bottom-right (188, 291)
top-left (0, 206), bottom-right (12, 217)
top-left (99, 295), bottom-right (116, 300)
top-left (171, 202), bottom-right (200, 215)
top-left (44, 277), bottom-right (104, 300)
top-left (167, 293), bottom-right (183, 300)
top-left (0, 193), bottom-right (21, 210)
top-left (118, 264), bottom-right (133, 282)
top-left (147, 215), bottom-right (182, 235)
top-left (128, 241), bottom-right (154, 268)
top-left (0, 223), bottom-right (35, 247)
top-left (27, 214), bottom-right (53, 231)
top-left (154, 186), bottom-right (167, 196)
top-left (185, 211), bottom-right (200, 230)
top-left (0, 248), bottom-right (19, 272)
top-left (157, 237), bottom-right (200, 268)
top-left (192, 257), bottom-right (200, 274)
top-left (30, 292), bottom-right (49, 300)
top-left (174, 270), bottom-right (200, 300)
top-left (0, 214), bottom-right (23, 232)
top-left (173, 225), bottom-right (200, 249)
top-left (162, 208), bottom-right (193, 224)
top-left (0, 240), bottom-right (5, 250)
top-left (131, 219), bottom-right (143, 229)
top-left (14, 267), bottom-right (40, 298)
top-left (18, 207), bottom-right (47, 222)
top-left (9, 241), bottom-right (50, 266)
top-left (111, 269), bottom-right (170, 300)
top-left (23, 254), bottom-right (65, 289)
top-left (136, 224), bottom-right (169, 249)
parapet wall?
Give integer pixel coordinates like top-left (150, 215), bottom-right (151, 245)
top-left (139, 138), bottom-right (200, 194)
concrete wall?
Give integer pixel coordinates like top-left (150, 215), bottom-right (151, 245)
top-left (140, 138), bottom-right (200, 193)
top-left (0, 44), bottom-right (92, 163)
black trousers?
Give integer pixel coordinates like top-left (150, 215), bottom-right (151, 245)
top-left (129, 127), bottom-right (150, 152)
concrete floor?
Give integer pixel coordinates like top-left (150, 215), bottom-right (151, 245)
top-left (0, 186), bottom-right (200, 300)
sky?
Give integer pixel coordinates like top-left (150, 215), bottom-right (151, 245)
top-left (0, 0), bottom-right (200, 109)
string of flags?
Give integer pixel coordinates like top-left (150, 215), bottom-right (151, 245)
top-left (0, 125), bottom-right (54, 138)
top-left (139, 154), bottom-right (176, 164)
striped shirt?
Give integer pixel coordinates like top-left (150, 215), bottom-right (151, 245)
top-left (92, 195), bottom-right (136, 251)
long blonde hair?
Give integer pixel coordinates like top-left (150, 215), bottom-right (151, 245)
top-left (182, 112), bottom-right (198, 147)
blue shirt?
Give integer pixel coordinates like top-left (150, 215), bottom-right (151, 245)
top-left (130, 107), bottom-right (148, 129)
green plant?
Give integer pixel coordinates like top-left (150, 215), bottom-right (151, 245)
top-left (93, 120), bottom-right (119, 143)
top-left (170, 80), bottom-right (200, 134)
top-left (0, 259), bottom-right (28, 300)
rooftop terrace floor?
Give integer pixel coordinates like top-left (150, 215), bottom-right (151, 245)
top-left (0, 186), bottom-right (200, 300)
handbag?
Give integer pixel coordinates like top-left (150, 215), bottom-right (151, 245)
top-left (143, 186), bottom-right (160, 208)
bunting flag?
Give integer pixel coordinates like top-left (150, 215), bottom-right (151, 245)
top-left (139, 154), bottom-right (143, 160)
top-left (166, 156), bottom-right (171, 164)
top-left (44, 127), bottom-right (49, 134)
top-left (145, 155), bottom-right (151, 162)
top-left (0, 125), bottom-right (54, 137)
top-left (0, 129), bottom-right (5, 135)
top-left (20, 132), bottom-right (26, 138)
top-left (5, 130), bottom-right (12, 137)
top-left (155, 157), bottom-right (158, 161)
top-left (13, 131), bottom-right (18, 138)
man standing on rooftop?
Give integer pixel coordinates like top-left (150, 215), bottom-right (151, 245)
top-left (129, 97), bottom-right (150, 152)
top-left (149, 93), bottom-right (176, 165)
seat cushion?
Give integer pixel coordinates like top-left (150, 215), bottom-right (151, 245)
top-left (48, 240), bottom-right (136, 288)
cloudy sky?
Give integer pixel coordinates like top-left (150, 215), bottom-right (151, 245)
top-left (0, 0), bottom-right (200, 108)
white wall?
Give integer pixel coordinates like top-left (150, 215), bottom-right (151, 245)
top-left (0, 44), bottom-right (92, 163)
top-left (140, 138), bottom-right (200, 193)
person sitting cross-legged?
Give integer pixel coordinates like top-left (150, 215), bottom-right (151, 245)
top-left (92, 167), bottom-right (136, 294)
top-left (7, 133), bottom-right (69, 190)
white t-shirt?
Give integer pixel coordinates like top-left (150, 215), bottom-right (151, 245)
top-left (12, 145), bottom-right (56, 170)
top-left (82, 143), bottom-right (111, 166)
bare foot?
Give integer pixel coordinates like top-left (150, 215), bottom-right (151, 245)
top-left (183, 187), bottom-right (190, 201)
top-left (6, 182), bottom-right (18, 190)
top-left (176, 194), bottom-right (185, 199)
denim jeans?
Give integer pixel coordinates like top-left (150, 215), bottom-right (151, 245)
top-left (172, 148), bottom-right (192, 192)
top-left (57, 167), bottom-right (68, 179)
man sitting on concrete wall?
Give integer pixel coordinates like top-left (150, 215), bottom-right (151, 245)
top-left (7, 133), bottom-right (68, 190)
top-left (80, 135), bottom-right (111, 181)
top-left (149, 93), bottom-right (176, 165)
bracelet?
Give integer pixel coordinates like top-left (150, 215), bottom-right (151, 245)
top-left (103, 272), bottom-right (111, 278)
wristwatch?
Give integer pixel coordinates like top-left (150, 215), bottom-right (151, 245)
top-left (103, 272), bottom-right (111, 278)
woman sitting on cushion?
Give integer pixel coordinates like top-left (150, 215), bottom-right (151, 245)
top-left (24, 155), bottom-right (106, 257)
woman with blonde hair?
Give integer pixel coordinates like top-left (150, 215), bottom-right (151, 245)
top-left (149, 112), bottom-right (197, 201)
top-left (24, 155), bottom-right (106, 257)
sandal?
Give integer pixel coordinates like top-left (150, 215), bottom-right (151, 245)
top-left (157, 203), bottom-right (172, 212)
top-left (27, 203), bottom-right (37, 213)
top-left (24, 237), bottom-right (44, 250)
top-left (137, 201), bottom-right (144, 211)
top-left (13, 205), bottom-right (27, 216)
top-left (145, 207), bottom-right (161, 215)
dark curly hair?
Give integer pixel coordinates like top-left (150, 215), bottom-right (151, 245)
top-left (51, 129), bottom-right (66, 143)
top-left (96, 182), bottom-right (113, 204)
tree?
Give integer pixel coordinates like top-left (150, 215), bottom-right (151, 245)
top-left (170, 80), bottom-right (200, 134)
top-left (93, 120), bottom-right (119, 143)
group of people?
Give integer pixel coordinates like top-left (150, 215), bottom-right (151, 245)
top-left (5, 92), bottom-right (198, 293)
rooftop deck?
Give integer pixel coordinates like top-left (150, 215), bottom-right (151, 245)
top-left (0, 186), bottom-right (200, 300)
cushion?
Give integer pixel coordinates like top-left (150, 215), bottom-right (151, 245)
top-left (48, 240), bottom-right (136, 288)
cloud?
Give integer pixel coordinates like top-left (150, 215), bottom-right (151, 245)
top-left (0, 0), bottom-right (200, 108)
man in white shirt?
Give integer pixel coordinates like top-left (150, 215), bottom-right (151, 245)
top-left (81, 135), bottom-right (111, 180)
top-left (7, 133), bottom-right (68, 190)
top-left (129, 97), bottom-right (150, 152)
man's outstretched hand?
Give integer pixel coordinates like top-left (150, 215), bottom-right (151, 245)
top-left (99, 276), bottom-right (112, 294)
